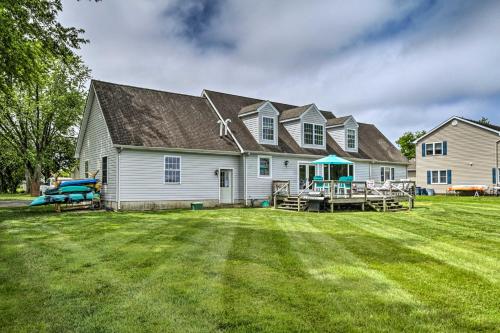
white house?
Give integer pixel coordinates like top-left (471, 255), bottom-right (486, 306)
top-left (75, 80), bottom-right (408, 210)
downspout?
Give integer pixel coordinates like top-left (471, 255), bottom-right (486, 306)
top-left (496, 139), bottom-right (500, 185)
top-left (243, 154), bottom-right (247, 206)
top-left (117, 147), bottom-right (121, 210)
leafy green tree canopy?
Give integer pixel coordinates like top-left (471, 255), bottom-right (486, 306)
top-left (0, 0), bottom-right (88, 94)
top-left (396, 130), bottom-right (427, 160)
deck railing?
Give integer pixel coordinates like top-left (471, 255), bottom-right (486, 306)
top-left (272, 180), bottom-right (290, 208)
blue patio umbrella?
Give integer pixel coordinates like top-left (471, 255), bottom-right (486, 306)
top-left (311, 155), bottom-right (353, 165)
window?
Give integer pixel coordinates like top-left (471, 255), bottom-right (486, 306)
top-left (304, 123), bottom-right (323, 145)
top-left (84, 161), bottom-right (89, 178)
top-left (304, 123), bottom-right (314, 145)
top-left (434, 142), bottom-right (442, 155)
top-left (262, 117), bottom-right (274, 141)
top-left (380, 166), bottom-right (395, 182)
top-left (314, 124), bottom-right (323, 145)
top-left (426, 144), bottom-right (434, 156)
top-left (347, 129), bottom-right (356, 149)
top-left (431, 170), bottom-right (447, 184)
top-left (101, 156), bottom-right (108, 185)
top-left (258, 156), bottom-right (271, 177)
top-left (425, 142), bottom-right (445, 156)
top-left (324, 164), bottom-right (354, 180)
top-left (164, 156), bottom-right (181, 184)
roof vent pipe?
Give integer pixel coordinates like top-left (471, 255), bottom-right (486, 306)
top-left (217, 119), bottom-right (232, 137)
top-left (217, 120), bottom-right (224, 137)
top-left (224, 119), bottom-right (231, 136)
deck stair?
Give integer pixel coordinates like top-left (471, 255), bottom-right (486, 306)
top-left (367, 198), bottom-right (406, 212)
top-left (277, 196), bottom-right (308, 211)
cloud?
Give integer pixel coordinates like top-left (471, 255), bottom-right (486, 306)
top-left (59, 0), bottom-right (500, 141)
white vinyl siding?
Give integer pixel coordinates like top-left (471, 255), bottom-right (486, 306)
top-left (327, 116), bottom-right (359, 152)
top-left (119, 150), bottom-right (243, 202)
top-left (78, 91), bottom-right (117, 201)
top-left (301, 106), bottom-right (326, 149)
top-left (241, 102), bottom-right (278, 145)
top-left (283, 120), bottom-right (302, 147)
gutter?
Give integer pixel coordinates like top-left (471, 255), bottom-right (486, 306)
top-left (112, 144), bottom-right (241, 156)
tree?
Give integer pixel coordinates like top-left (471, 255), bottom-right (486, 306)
top-left (0, 0), bottom-right (88, 95)
top-left (0, 57), bottom-right (90, 195)
top-left (478, 117), bottom-right (491, 125)
top-left (396, 130), bottom-right (427, 160)
top-left (0, 137), bottom-right (24, 193)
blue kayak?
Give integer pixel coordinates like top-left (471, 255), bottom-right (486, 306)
top-left (60, 179), bottom-right (98, 187)
top-left (30, 195), bottom-right (50, 206)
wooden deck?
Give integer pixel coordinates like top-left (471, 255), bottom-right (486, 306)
top-left (272, 180), bottom-right (416, 212)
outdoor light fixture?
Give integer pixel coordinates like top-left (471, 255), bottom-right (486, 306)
top-left (214, 170), bottom-right (219, 176)
top-left (284, 160), bottom-right (289, 167)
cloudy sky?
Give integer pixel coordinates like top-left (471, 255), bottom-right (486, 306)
top-left (60, 0), bottom-right (500, 142)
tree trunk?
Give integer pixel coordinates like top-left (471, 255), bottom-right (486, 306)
top-left (28, 164), bottom-right (42, 196)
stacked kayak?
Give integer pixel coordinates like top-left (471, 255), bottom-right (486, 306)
top-left (30, 179), bottom-right (100, 207)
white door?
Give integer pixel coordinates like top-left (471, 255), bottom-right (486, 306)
top-left (219, 169), bottom-right (233, 204)
top-left (298, 163), bottom-right (316, 190)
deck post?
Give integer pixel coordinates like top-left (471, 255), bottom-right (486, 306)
top-left (297, 196), bottom-right (301, 212)
top-left (274, 194), bottom-right (277, 209)
top-left (383, 197), bottom-right (387, 212)
top-left (361, 202), bottom-right (365, 211)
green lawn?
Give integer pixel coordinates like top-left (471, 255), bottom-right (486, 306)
top-left (0, 197), bottom-right (499, 332)
top-left (0, 192), bottom-right (32, 201)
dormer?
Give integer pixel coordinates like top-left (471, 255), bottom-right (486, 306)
top-left (238, 101), bottom-right (279, 145)
top-left (326, 115), bottom-right (359, 152)
top-left (280, 104), bottom-right (327, 150)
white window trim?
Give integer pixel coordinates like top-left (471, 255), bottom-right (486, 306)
top-left (346, 128), bottom-right (357, 150)
top-left (84, 160), bottom-right (89, 178)
top-left (380, 166), bottom-right (395, 182)
top-left (261, 116), bottom-right (275, 143)
top-left (257, 155), bottom-right (272, 178)
top-left (101, 156), bottom-right (108, 185)
top-left (303, 122), bottom-right (325, 146)
top-left (164, 155), bottom-right (181, 185)
top-left (425, 142), bottom-right (444, 156)
top-left (430, 169), bottom-right (448, 184)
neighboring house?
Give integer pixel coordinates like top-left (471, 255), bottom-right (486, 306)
top-left (415, 116), bottom-right (500, 193)
top-left (407, 159), bottom-right (416, 182)
top-left (75, 80), bottom-right (408, 210)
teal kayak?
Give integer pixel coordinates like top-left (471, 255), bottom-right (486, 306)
top-left (68, 192), bottom-right (94, 202)
top-left (59, 186), bottom-right (93, 194)
top-left (30, 195), bottom-right (50, 206)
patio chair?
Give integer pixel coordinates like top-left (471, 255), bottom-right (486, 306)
top-left (337, 176), bottom-right (353, 195)
top-left (313, 176), bottom-right (331, 193)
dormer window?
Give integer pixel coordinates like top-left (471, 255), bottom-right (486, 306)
top-left (314, 124), bottom-right (324, 145)
top-left (347, 129), bottom-right (356, 149)
top-left (304, 123), bottom-right (324, 145)
top-left (262, 117), bottom-right (274, 141)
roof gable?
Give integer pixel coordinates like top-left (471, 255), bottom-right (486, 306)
top-left (326, 115), bottom-right (358, 128)
top-left (86, 80), bottom-right (240, 153)
top-left (416, 116), bottom-right (500, 143)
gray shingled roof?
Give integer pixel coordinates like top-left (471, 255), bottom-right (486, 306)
top-left (279, 104), bottom-right (313, 121)
top-left (205, 90), bottom-right (407, 163)
top-left (238, 101), bottom-right (267, 116)
top-left (92, 80), bottom-right (240, 152)
top-left (326, 116), bottom-right (351, 127)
